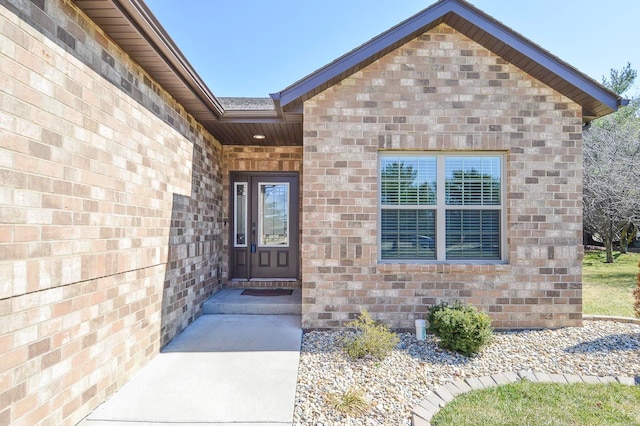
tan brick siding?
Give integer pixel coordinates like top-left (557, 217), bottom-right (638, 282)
top-left (1, 266), bottom-right (165, 426)
top-left (0, 2), bottom-right (223, 425)
top-left (302, 24), bottom-right (583, 330)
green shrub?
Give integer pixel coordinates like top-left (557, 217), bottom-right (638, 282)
top-left (427, 301), bottom-right (493, 357)
top-left (342, 310), bottom-right (400, 360)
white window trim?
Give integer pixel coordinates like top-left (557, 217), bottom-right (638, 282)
top-left (378, 152), bottom-right (507, 264)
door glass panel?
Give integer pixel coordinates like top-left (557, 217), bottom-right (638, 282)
top-left (234, 182), bottom-right (247, 247)
top-left (258, 183), bottom-right (289, 246)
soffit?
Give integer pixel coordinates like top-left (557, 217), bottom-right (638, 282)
top-left (73, 0), bottom-right (302, 145)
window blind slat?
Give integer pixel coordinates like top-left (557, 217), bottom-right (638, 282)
top-left (445, 210), bottom-right (500, 259)
top-left (381, 157), bottom-right (436, 206)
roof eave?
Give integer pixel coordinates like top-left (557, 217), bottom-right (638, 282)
top-left (115, 0), bottom-right (225, 117)
top-left (75, 0), bottom-right (225, 122)
top-left (274, 2), bottom-right (452, 108)
top-left (219, 109), bottom-right (299, 124)
top-left (273, 0), bottom-right (621, 120)
top-left (447, 1), bottom-right (620, 116)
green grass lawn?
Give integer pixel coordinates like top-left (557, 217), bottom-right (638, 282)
top-left (432, 381), bottom-right (640, 426)
top-left (429, 252), bottom-right (640, 426)
top-left (582, 250), bottom-right (639, 317)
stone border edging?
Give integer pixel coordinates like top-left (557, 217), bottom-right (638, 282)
top-left (411, 371), bottom-right (640, 426)
top-left (583, 314), bottom-right (640, 325)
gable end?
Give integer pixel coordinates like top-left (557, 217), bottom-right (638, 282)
top-left (272, 0), bottom-right (622, 122)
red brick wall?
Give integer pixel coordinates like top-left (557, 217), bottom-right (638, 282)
top-left (302, 24), bottom-right (583, 330)
top-left (0, 1), bottom-right (223, 425)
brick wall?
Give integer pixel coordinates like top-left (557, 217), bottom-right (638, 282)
top-left (302, 24), bottom-right (583, 330)
top-left (0, 1), bottom-right (223, 425)
top-left (221, 146), bottom-right (303, 284)
top-left (161, 138), bottom-right (223, 346)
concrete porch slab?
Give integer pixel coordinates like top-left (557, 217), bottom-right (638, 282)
top-left (202, 288), bottom-right (302, 315)
top-left (80, 314), bottom-right (302, 425)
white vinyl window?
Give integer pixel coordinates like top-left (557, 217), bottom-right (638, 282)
top-left (380, 153), bottom-right (505, 262)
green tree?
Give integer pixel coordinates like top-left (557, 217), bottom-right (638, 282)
top-left (602, 62), bottom-right (637, 96)
top-left (597, 62), bottom-right (639, 133)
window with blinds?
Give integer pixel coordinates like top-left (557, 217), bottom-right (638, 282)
top-left (380, 153), bottom-right (504, 262)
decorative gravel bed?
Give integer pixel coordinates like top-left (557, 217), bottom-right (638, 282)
top-left (293, 320), bottom-right (640, 426)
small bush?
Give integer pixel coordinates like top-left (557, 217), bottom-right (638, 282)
top-left (427, 301), bottom-right (493, 357)
top-left (325, 387), bottom-right (369, 416)
top-left (634, 260), bottom-right (640, 318)
top-left (342, 310), bottom-right (400, 360)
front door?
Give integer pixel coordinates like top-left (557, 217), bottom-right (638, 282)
top-left (230, 172), bottom-right (299, 279)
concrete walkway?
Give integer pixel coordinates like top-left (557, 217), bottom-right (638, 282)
top-left (80, 314), bottom-right (302, 426)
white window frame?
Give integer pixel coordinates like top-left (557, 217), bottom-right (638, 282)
top-left (378, 152), bottom-right (507, 263)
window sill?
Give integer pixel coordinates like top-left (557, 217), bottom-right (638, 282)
top-left (377, 259), bottom-right (508, 265)
top-left (376, 260), bottom-right (511, 274)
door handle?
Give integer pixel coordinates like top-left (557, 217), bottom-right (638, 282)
top-left (251, 229), bottom-right (256, 253)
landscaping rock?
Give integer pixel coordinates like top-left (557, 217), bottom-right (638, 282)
top-left (293, 320), bottom-right (640, 425)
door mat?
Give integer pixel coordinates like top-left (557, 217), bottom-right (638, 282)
top-left (241, 289), bottom-right (293, 297)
